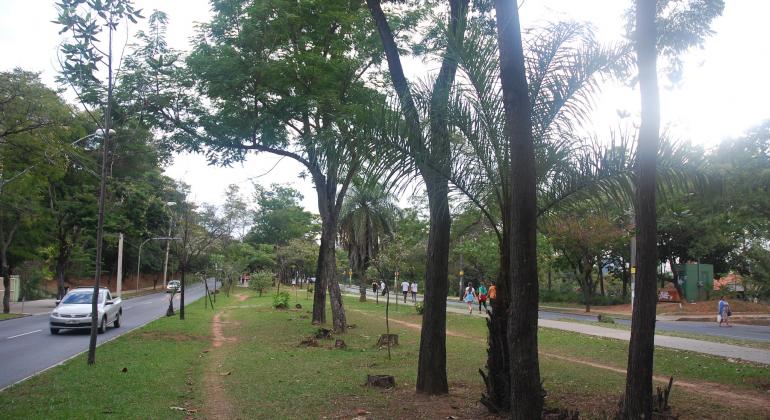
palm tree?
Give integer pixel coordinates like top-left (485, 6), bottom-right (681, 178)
top-left (447, 19), bottom-right (629, 413)
top-left (338, 181), bottom-right (398, 302)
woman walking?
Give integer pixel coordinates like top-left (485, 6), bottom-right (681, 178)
top-left (463, 282), bottom-right (477, 315)
top-left (718, 296), bottom-right (731, 327)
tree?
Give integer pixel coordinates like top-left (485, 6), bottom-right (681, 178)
top-left (55, 0), bottom-right (144, 365)
top-left (366, 0), bottom-right (470, 394)
top-left (245, 184), bottom-right (318, 246)
top-left (0, 70), bottom-right (72, 312)
top-left (492, 0), bottom-right (542, 415)
top-left (338, 181), bottom-right (397, 301)
top-left (623, 1), bottom-right (723, 416)
top-left (131, 0), bottom-right (387, 333)
top-left (547, 212), bottom-right (625, 312)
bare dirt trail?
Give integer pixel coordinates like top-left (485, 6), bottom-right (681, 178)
top-left (201, 295), bottom-right (247, 419)
top-left (350, 309), bottom-right (770, 412)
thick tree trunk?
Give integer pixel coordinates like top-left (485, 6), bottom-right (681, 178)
top-left (623, 0), bottom-right (660, 418)
top-left (358, 269), bottom-right (367, 302)
top-left (494, 0), bottom-right (543, 416)
top-left (312, 227), bottom-right (331, 325)
top-left (481, 225), bottom-right (511, 413)
top-left (314, 199), bottom-right (347, 333)
top-left (416, 177), bottom-right (451, 395)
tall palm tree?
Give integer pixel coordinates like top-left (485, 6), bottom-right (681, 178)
top-left (338, 181), bottom-right (398, 302)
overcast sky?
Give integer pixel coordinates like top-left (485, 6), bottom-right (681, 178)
top-left (1, 1), bottom-right (768, 213)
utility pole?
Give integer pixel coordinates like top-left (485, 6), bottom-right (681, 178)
top-left (116, 233), bottom-right (123, 298)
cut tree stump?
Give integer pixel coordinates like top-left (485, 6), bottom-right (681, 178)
top-left (376, 334), bottom-right (399, 347)
top-left (334, 339), bottom-right (347, 349)
top-left (365, 375), bottom-right (396, 389)
top-left (315, 328), bottom-right (333, 339)
top-left (295, 304), bottom-right (302, 309)
top-left (299, 337), bottom-right (319, 347)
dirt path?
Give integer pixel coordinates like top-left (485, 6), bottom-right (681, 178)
top-left (201, 309), bottom-right (237, 419)
top-left (350, 309), bottom-right (770, 412)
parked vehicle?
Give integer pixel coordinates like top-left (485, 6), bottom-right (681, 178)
top-left (49, 287), bottom-right (122, 335)
top-left (166, 280), bottom-right (181, 293)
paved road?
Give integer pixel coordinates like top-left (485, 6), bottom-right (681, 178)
top-left (343, 285), bottom-right (770, 343)
top-left (0, 282), bottom-right (212, 390)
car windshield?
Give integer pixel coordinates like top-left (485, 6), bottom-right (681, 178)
top-left (61, 291), bottom-right (105, 304)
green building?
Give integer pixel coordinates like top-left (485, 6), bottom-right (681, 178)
top-left (673, 263), bottom-right (714, 302)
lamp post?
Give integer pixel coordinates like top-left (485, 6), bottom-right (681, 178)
top-left (161, 201), bottom-right (177, 289)
top-left (137, 236), bottom-right (180, 293)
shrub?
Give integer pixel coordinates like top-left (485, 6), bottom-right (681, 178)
top-left (415, 301), bottom-right (424, 314)
top-left (273, 291), bottom-right (290, 309)
top-left (597, 314), bottom-right (615, 324)
top-left (248, 270), bottom-right (274, 296)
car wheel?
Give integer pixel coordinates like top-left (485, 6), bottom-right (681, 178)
top-left (114, 312), bottom-right (121, 328)
top-left (50, 328), bottom-right (59, 335)
top-left (97, 316), bottom-right (106, 334)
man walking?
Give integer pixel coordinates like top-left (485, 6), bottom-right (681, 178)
top-left (410, 281), bottom-right (418, 302)
top-left (401, 278), bottom-right (410, 303)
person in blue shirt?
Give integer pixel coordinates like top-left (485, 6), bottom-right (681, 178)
top-left (718, 296), bottom-right (731, 327)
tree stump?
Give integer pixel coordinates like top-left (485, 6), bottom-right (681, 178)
top-left (334, 339), bottom-right (347, 349)
top-left (377, 334), bottom-right (399, 347)
top-left (315, 328), bottom-right (333, 339)
top-left (295, 303), bottom-right (302, 309)
top-left (365, 375), bottom-right (396, 389)
top-left (299, 337), bottom-right (319, 347)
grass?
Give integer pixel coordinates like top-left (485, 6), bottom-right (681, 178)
top-left (1, 288), bottom-right (767, 419)
top-left (0, 313), bottom-right (26, 321)
top-left (555, 316), bottom-right (770, 351)
top-left (0, 293), bottom-right (228, 419)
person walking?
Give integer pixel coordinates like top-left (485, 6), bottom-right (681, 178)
top-left (410, 281), bottom-right (418, 302)
top-left (463, 282), bottom-right (477, 315)
top-left (401, 278), bottom-right (410, 303)
top-left (372, 282), bottom-right (378, 294)
top-left (718, 296), bottom-right (732, 327)
top-left (380, 280), bottom-right (387, 296)
top-left (478, 281), bottom-right (488, 312)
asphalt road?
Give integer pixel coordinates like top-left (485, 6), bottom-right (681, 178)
top-left (343, 285), bottom-right (770, 343)
top-left (0, 282), bottom-right (212, 391)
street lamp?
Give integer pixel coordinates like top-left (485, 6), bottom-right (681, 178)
top-left (161, 201), bottom-right (177, 289)
top-left (137, 236), bottom-right (181, 293)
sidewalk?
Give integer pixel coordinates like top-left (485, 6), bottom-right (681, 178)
top-left (342, 289), bottom-right (770, 365)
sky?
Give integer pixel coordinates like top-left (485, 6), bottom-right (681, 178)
top-left (1, 0), bottom-right (768, 213)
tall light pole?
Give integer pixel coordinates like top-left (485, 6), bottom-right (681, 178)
top-left (137, 236), bottom-right (180, 293)
top-left (162, 201), bottom-right (177, 289)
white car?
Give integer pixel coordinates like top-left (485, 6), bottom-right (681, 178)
top-left (166, 280), bottom-right (181, 293)
top-left (49, 287), bottom-right (122, 335)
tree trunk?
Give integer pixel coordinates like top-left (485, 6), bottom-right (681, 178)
top-left (481, 228), bottom-right (511, 413)
top-left (2, 254), bottom-right (9, 314)
top-left (416, 176), bottom-right (451, 395)
top-left (599, 259), bottom-right (605, 297)
top-left (494, 0), bottom-right (543, 416)
top-left (623, 0), bottom-right (660, 417)
top-left (314, 198), bottom-right (347, 333)
top-left (312, 220), bottom-right (332, 325)
top-left (583, 270), bottom-right (592, 313)
top-left (358, 268), bottom-right (367, 302)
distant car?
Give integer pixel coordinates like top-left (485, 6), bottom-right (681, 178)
top-left (50, 287), bottom-right (122, 335)
top-left (166, 280), bottom-right (181, 293)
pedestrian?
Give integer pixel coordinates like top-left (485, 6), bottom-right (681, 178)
top-left (380, 280), bottom-right (387, 296)
top-left (372, 282), bottom-right (378, 294)
top-left (478, 281), bottom-right (488, 312)
top-left (718, 295), bottom-right (731, 327)
top-left (401, 278), bottom-right (410, 303)
top-left (463, 282), bottom-right (476, 315)
top-left (410, 281), bottom-right (418, 302)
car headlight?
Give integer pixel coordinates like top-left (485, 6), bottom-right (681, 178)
top-left (52, 312), bottom-right (59, 317)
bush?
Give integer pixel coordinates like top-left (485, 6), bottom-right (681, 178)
top-left (414, 301), bottom-right (424, 314)
top-left (597, 314), bottom-right (615, 324)
top-left (248, 270), bottom-right (274, 296)
top-left (273, 291), bottom-right (290, 309)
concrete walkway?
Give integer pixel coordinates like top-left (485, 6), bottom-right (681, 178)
top-left (343, 290), bottom-right (770, 365)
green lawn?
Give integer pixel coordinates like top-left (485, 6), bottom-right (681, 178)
top-left (0, 313), bottom-right (26, 321)
top-left (0, 294), bottom-right (227, 419)
top-left (0, 289), bottom-right (766, 419)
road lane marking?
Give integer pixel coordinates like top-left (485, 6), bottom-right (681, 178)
top-left (7, 330), bottom-right (42, 339)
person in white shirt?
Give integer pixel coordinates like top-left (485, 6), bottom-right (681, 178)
top-left (380, 280), bottom-right (387, 296)
top-left (401, 280), bottom-right (410, 303)
top-left (410, 281), bottom-right (418, 302)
